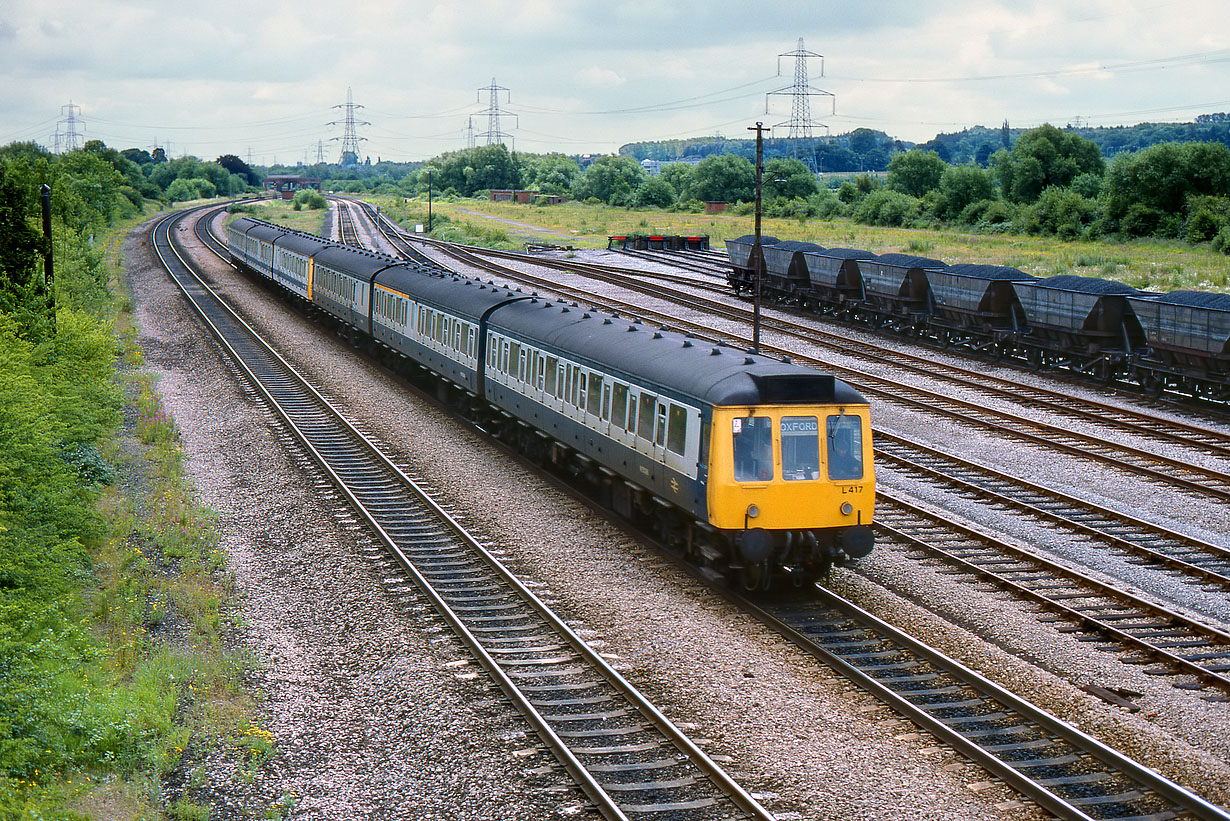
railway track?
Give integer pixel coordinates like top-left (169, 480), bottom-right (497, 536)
top-left (872, 491), bottom-right (1230, 695)
top-left (337, 199), bottom-right (361, 246)
top-left (748, 586), bottom-right (1230, 821)
top-left (351, 206), bottom-right (1230, 507)
top-left (170, 206), bottom-right (774, 820)
top-left (314, 201), bottom-right (1230, 819)
top-left (873, 431), bottom-right (1230, 594)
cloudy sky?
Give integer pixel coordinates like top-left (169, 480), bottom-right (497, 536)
top-left (2, 0), bottom-right (1228, 165)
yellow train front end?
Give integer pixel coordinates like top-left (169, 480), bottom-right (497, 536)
top-left (707, 402), bottom-right (875, 588)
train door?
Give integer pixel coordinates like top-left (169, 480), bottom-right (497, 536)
top-left (633, 391), bottom-right (657, 458)
top-left (599, 381), bottom-right (613, 436)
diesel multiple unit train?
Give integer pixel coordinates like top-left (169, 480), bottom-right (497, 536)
top-left (226, 216), bottom-right (876, 589)
top-left (727, 236), bottom-right (1230, 401)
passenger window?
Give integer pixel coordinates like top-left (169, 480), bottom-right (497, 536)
top-left (587, 374), bottom-right (602, 416)
top-left (556, 364), bottom-right (566, 399)
top-left (545, 357), bottom-right (558, 394)
top-left (826, 413), bottom-right (864, 481)
top-left (612, 384), bottom-right (628, 428)
top-left (667, 404), bottom-right (688, 455)
top-left (733, 416), bottom-right (774, 482)
top-left (601, 384), bottom-right (612, 421)
top-left (655, 404), bottom-right (667, 447)
top-left (638, 394), bottom-right (657, 441)
top-left (781, 416), bottom-right (820, 481)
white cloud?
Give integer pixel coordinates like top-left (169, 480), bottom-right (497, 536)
top-left (576, 66), bottom-right (625, 88)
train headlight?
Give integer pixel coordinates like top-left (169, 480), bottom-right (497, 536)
top-left (746, 504), bottom-right (760, 518)
top-left (840, 502), bottom-right (854, 516)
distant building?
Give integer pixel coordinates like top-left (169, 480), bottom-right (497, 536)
top-left (263, 174), bottom-right (322, 200)
top-left (640, 158), bottom-right (703, 176)
top-left (705, 201), bottom-right (728, 214)
top-left (489, 189), bottom-right (565, 205)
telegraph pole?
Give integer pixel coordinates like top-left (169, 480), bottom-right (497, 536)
top-left (426, 169), bottom-right (433, 233)
top-left (748, 122), bottom-right (769, 354)
top-left (40, 184), bottom-right (55, 331)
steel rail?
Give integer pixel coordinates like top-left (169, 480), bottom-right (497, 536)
top-left (873, 491), bottom-right (1230, 694)
top-left (747, 585), bottom-right (1230, 821)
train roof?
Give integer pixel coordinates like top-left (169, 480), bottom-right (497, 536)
top-left (872, 253), bottom-right (947, 270)
top-left (1029, 275), bottom-right (1144, 295)
top-left (231, 218), bottom-right (286, 243)
top-left (489, 297), bottom-right (866, 408)
top-left (275, 231), bottom-right (332, 256)
top-left (314, 244), bottom-right (411, 280)
top-left (943, 264), bottom-right (1036, 281)
top-left (376, 270), bottom-right (525, 321)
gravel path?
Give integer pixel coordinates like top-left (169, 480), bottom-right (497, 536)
top-left (123, 213), bottom-right (1230, 819)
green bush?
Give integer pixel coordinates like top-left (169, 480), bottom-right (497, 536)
top-left (293, 189), bottom-right (326, 210)
top-left (1184, 195), bottom-right (1230, 243)
top-left (958, 199), bottom-right (1017, 232)
top-left (1212, 225), bottom-right (1230, 254)
top-left (1021, 187), bottom-right (1095, 239)
top-left (852, 189), bottom-right (921, 227)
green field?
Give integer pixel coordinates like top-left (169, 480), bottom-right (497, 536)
top-left (364, 196), bottom-right (1230, 294)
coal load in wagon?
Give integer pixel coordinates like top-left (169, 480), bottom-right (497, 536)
top-left (725, 234), bottom-right (781, 270)
top-left (929, 264), bottom-right (1036, 329)
top-left (1128, 290), bottom-right (1230, 360)
top-left (802, 248), bottom-right (876, 303)
top-left (762, 240), bottom-right (826, 295)
top-left (855, 253), bottom-right (945, 316)
top-left (1013, 275), bottom-right (1148, 353)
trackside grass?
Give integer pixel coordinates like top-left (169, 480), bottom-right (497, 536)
top-left (0, 205), bottom-right (287, 819)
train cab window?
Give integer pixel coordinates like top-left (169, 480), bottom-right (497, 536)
top-left (733, 416), bottom-right (774, 482)
top-left (612, 384), bottom-right (628, 428)
top-left (826, 413), bottom-right (864, 481)
top-left (780, 416), bottom-right (820, 480)
top-left (587, 374), bottom-right (603, 416)
top-left (638, 394), bottom-right (657, 442)
top-left (666, 404), bottom-right (688, 455)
